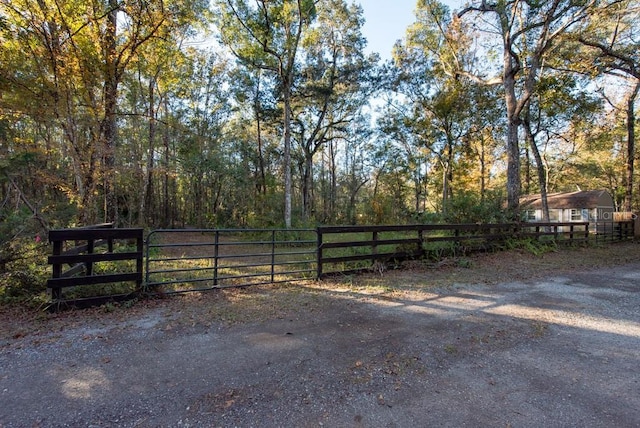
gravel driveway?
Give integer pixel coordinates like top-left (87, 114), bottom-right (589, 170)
top-left (1, 260), bottom-right (639, 427)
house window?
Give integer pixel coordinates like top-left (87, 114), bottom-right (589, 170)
top-left (570, 209), bottom-right (582, 221)
top-left (549, 209), bottom-right (559, 221)
top-left (523, 210), bottom-right (536, 221)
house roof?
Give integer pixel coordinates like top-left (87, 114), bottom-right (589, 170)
top-left (520, 190), bottom-right (613, 210)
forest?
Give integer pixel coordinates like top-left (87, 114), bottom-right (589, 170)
top-left (1, 0), bottom-right (639, 236)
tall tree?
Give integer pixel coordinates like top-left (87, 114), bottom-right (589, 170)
top-left (572, 0), bottom-right (640, 211)
top-left (458, 0), bottom-right (602, 216)
top-left (293, 0), bottom-right (377, 220)
top-left (391, 0), bottom-right (479, 215)
top-left (215, 0), bottom-right (317, 228)
top-left (522, 72), bottom-right (602, 220)
top-left (376, 109), bottom-right (431, 216)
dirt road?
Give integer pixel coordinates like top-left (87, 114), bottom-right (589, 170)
top-left (1, 257), bottom-right (639, 427)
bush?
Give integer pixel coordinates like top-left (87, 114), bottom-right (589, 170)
top-left (502, 237), bottom-right (558, 256)
top-left (443, 190), bottom-right (508, 224)
top-left (0, 238), bottom-right (49, 307)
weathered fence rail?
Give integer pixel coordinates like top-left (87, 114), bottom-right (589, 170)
top-left (316, 221), bottom-right (632, 277)
top-left (47, 225), bottom-right (143, 306)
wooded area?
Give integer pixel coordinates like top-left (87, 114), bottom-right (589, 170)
top-left (1, 0), bottom-right (639, 238)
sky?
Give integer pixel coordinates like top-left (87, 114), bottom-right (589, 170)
top-left (359, 0), bottom-right (464, 60)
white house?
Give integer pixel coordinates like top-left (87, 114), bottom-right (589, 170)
top-left (520, 190), bottom-right (615, 232)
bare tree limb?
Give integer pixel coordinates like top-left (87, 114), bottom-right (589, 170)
top-left (455, 70), bottom-right (503, 85)
top-left (5, 175), bottom-right (50, 231)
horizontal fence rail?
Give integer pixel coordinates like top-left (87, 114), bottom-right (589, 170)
top-left (145, 229), bottom-right (317, 294)
top-left (317, 221), bottom-right (633, 277)
top-left (47, 225), bottom-right (144, 307)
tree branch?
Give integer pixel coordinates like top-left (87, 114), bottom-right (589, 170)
top-left (6, 175), bottom-right (50, 231)
top-left (577, 37), bottom-right (639, 79)
top-left (455, 71), bottom-right (503, 86)
top-left (458, 1), bottom-right (498, 18)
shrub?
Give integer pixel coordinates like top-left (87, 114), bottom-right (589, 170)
top-left (443, 190), bottom-right (508, 224)
top-left (0, 238), bottom-right (49, 306)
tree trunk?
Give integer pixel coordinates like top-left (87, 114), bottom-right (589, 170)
top-left (504, 72), bottom-right (522, 217)
top-left (163, 98), bottom-right (171, 228)
top-left (254, 74), bottom-right (267, 195)
top-left (330, 141), bottom-right (337, 222)
top-left (624, 81), bottom-right (639, 212)
top-left (322, 141), bottom-right (338, 223)
top-left (302, 149), bottom-right (313, 220)
top-left (144, 78), bottom-right (157, 225)
top-left (101, 0), bottom-right (119, 224)
top-left (524, 146), bottom-right (531, 195)
top-left (479, 135), bottom-right (486, 201)
top-left (523, 110), bottom-right (549, 222)
top-left (441, 162), bottom-right (448, 216)
top-left (283, 84), bottom-right (292, 229)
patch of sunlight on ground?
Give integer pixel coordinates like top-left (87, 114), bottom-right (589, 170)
top-left (60, 367), bottom-right (110, 399)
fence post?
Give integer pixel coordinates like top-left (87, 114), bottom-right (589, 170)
top-left (145, 231), bottom-right (152, 290)
top-left (135, 232), bottom-right (143, 289)
top-left (271, 230), bottom-right (276, 283)
top-left (213, 231), bottom-right (220, 286)
top-left (50, 239), bottom-right (62, 301)
top-left (584, 222), bottom-right (590, 242)
top-left (86, 238), bottom-right (94, 276)
top-left (454, 227), bottom-right (460, 254)
top-left (372, 230), bottom-right (378, 265)
top-left (316, 228), bottom-right (323, 279)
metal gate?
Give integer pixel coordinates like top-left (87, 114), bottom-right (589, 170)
top-left (145, 229), bottom-right (317, 293)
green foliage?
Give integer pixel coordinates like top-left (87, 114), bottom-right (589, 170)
top-left (442, 190), bottom-right (508, 224)
top-left (502, 237), bottom-right (558, 256)
top-left (0, 154), bottom-right (51, 306)
top-left (423, 239), bottom-right (458, 260)
top-left (0, 238), bottom-right (49, 307)
top-left (0, 0), bottom-right (637, 231)
top-left (0, 208), bottom-right (33, 241)
top-left (456, 257), bottom-right (473, 268)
